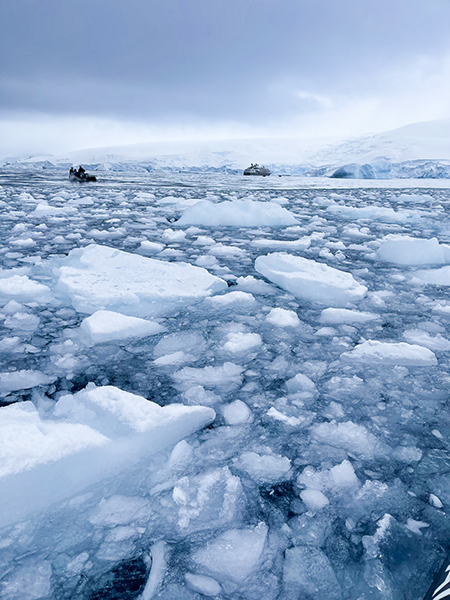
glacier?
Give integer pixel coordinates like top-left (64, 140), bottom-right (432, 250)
top-left (1, 169), bottom-right (450, 599)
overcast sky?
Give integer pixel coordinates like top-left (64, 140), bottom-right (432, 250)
top-left (1, 0), bottom-right (450, 156)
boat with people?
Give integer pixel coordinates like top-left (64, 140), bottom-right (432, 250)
top-left (69, 166), bottom-right (97, 182)
top-left (243, 163), bottom-right (271, 176)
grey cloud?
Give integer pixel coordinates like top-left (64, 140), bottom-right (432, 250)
top-left (1, 0), bottom-right (450, 134)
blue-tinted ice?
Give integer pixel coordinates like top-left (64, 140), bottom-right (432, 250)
top-left (1, 171), bottom-right (450, 600)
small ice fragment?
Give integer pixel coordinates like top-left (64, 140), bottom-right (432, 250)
top-left (80, 310), bottom-right (164, 344)
top-left (185, 573), bottom-right (222, 597)
top-left (429, 494), bottom-right (444, 509)
top-left (266, 307), bottom-right (300, 327)
top-left (222, 400), bottom-right (252, 425)
top-left (233, 451), bottom-right (291, 483)
top-left (405, 519), bottom-right (429, 535)
top-left (300, 489), bottom-right (330, 511)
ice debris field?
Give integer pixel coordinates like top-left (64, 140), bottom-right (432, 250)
top-left (2, 171), bottom-right (450, 599)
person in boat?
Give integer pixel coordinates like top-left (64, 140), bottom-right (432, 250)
top-left (77, 166), bottom-right (86, 179)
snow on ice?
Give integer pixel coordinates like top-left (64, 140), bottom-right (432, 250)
top-left (1, 170), bottom-right (450, 600)
top-left (255, 252), bottom-right (367, 306)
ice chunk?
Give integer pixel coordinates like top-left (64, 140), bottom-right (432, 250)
top-left (233, 451), bottom-right (291, 483)
top-left (80, 310), bottom-right (164, 344)
top-left (286, 373), bottom-right (316, 394)
top-left (266, 307), bottom-right (300, 327)
top-left (320, 307), bottom-right (379, 324)
top-left (177, 199), bottom-right (298, 227)
top-left (181, 385), bottom-right (221, 406)
top-left (172, 362), bottom-right (244, 392)
top-left (0, 275), bottom-right (51, 303)
top-left (429, 493), bottom-right (444, 508)
top-left (162, 228), bottom-right (186, 242)
top-left (403, 329), bottom-right (450, 351)
top-left (377, 235), bottom-right (450, 265)
top-left (54, 384), bottom-right (215, 438)
top-left (266, 407), bottom-right (311, 428)
top-left (153, 332), bottom-right (205, 360)
top-left (184, 573), bottom-right (222, 597)
top-left (192, 522), bottom-right (268, 583)
top-left (141, 541), bottom-right (168, 600)
top-left (341, 340), bottom-right (437, 366)
top-left (222, 400), bottom-right (252, 424)
top-left (4, 311), bottom-right (40, 331)
top-left (208, 242), bottom-right (246, 257)
top-left (250, 237), bottom-right (311, 250)
top-left (300, 488), bottom-right (330, 510)
top-left (255, 253), bottom-right (367, 307)
top-left (168, 440), bottom-right (193, 470)
top-left (0, 385), bottom-right (215, 528)
top-left (310, 422), bottom-right (381, 460)
top-left (54, 244), bottom-right (227, 317)
top-left (89, 495), bottom-right (152, 527)
top-left (0, 370), bottom-right (54, 397)
top-left (172, 467), bottom-right (242, 532)
top-left (32, 202), bottom-right (75, 216)
top-left (0, 402), bottom-right (108, 479)
top-left (326, 204), bottom-right (417, 223)
top-left (405, 519), bottom-right (429, 534)
top-left (298, 460), bottom-right (360, 495)
top-left (283, 546), bottom-right (341, 600)
top-left (204, 290), bottom-right (256, 308)
top-left (235, 275), bottom-right (276, 295)
top-left (222, 331), bottom-right (262, 353)
top-left (138, 240), bottom-right (164, 254)
top-left (412, 266), bottom-right (450, 286)
top-left (153, 351), bottom-right (192, 365)
top-left (0, 560), bottom-right (52, 600)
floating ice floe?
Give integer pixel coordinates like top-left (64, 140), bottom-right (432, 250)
top-left (0, 384), bottom-right (215, 528)
top-left (137, 240), bottom-right (164, 254)
top-left (177, 199), bottom-right (298, 227)
top-left (222, 331), bottom-right (262, 354)
top-left (204, 290), bottom-right (256, 308)
top-left (0, 274), bottom-right (51, 303)
top-left (283, 546), bottom-right (341, 600)
top-left (320, 307), bottom-right (379, 325)
top-left (255, 253), bottom-right (367, 307)
top-left (377, 235), bottom-right (450, 265)
top-left (310, 422), bottom-right (382, 460)
top-left (79, 310), bottom-right (165, 344)
top-left (172, 466), bottom-right (242, 532)
top-left (326, 204), bottom-right (420, 223)
top-left (341, 340), bottom-right (437, 366)
top-left (266, 307), bottom-right (301, 327)
top-left (185, 573), bottom-right (222, 597)
top-left (250, 237), bottom-right (311, 250)
top-left (192, 522), bottom-right (268, 584)
top-left (412, 265), bottom-right (450, 286)
top-left (54, 244), bottom-right (228, 317)
top-left (222, 400), bottom-right (252, 424)
top-left (172, 362), bottom-right (244, 393)
top-left (233, 451), bottom-right (291, 483)
top-left (0, 369), bottom-right (54, 397)
top-left (403, 329), bottom-right (450, 351)
top-left (31, 202), bottom-right (77, 216)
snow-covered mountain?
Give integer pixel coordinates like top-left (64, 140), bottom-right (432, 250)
top-left (2, 119), bottom-right (450, 178)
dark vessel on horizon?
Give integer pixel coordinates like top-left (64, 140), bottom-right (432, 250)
top-left (243, 163), bottom-right (271, 176)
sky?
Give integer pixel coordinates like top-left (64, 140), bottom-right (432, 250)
top-left (1, 0), bottom-right (450, 157)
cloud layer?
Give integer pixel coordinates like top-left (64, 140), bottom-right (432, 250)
top-left (1, 0), bottom-right (450, 155)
